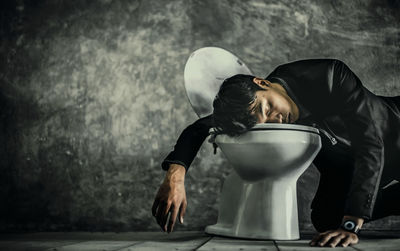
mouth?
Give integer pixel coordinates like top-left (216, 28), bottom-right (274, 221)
top-left (288, 113), bottom-right (291, 123)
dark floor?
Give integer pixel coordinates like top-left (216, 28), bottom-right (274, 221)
top-left (0, 231), bottom-right (399, 251)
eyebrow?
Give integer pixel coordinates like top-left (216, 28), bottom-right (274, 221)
top-left (251, 98), bottom-right (263, 115)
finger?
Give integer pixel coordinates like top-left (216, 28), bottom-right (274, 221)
top-left (178, 200), bottom-right (187, 224)
top-left (310, 233), bottom-right (321, 243)
top-left (311, 230), bottom-right (330, 242)
top-left (309, 233), bottom-right (323, 246)
top-left (318, 232), bottom-right (340, 246)
top-left (342, 234), bottom-right (359, 247)
top-left (352, 235), bottom-right (359, 245)
top-left (155, 202), bottom-right (165, 227)
top-left (341, 236), bottom-right (353, 247)
top-left (152, 198), bottom-right (160, 217)
top-left (160, 203), bottom-right (173, 232)
top-left (349, 235), bottom-right (359, 245)
top-left (167, 205), bottom-right (179, 233)
top-left (328, 234), bottom-right (345, 248)
top-left (320, 230), bottom-right (331, 235)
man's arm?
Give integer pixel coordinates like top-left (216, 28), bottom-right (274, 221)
top-left (311, 60), bottom-right (384, 247)
top-left (152, 163), bottom-right (187, 233)
top-left (331, 60), bottom-right (384, 220)
top-left (153, 114), bottom-right (213, 233)
top-left (161, 114), bottom-right (214, 172)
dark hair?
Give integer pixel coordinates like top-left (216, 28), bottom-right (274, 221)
top-left (212, 74), bottom-right (265, 136)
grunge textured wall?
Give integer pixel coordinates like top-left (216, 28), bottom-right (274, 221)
top-left (0, 0), bottom-right (399, 232)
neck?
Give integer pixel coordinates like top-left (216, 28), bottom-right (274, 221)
top-left (271, 82), bottom-right (287, 94)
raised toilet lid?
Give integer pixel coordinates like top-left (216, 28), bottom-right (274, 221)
top-left (184, 47), bottom-right (253, 118)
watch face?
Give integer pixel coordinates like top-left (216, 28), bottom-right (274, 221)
top-left (343, 221), bottom-right (356, 230)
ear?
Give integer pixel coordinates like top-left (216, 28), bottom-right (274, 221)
top-left (252, 77), bottom-right (270, 89)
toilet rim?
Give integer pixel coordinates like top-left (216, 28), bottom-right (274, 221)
top-left (210, 123), bottom-right (320, 135)
top-left (250, 123), bottom-right (319, 134)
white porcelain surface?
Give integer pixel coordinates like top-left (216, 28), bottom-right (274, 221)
top-left (215, 124), bottom-right (320, 182)
top-left (184, 47), bottom-right (253, 118)
top-left (205, 125), bottom-right (321, 240)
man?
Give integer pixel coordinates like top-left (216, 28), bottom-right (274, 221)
top-left (152, 59), bottom-right (400, 248)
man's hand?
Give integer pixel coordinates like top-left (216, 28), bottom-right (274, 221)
top-left (309, 229), bottom-right (359, 248)
top-left (152, 164), bottom-right (187, 233)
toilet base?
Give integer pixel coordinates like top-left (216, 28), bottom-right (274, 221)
top-left (205, 224), bottom-right (300, 240)
top-left (204, 171), bottom-right (303, 240)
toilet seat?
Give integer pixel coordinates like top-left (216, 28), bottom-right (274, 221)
top-left (209, 124), bottom-right (320, 137)
top-left (209, 124), bottom-right (319, 136)
top-left (250, 123), bottom-right (319, 134)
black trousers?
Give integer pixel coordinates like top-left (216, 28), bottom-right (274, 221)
top-left (310, 131), bottom-right (400, 233)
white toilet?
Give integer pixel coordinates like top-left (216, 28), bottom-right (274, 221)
top-left (205, 123), bottom-right (321, 240)
top-left (183, 47), bottom-right (322, 240)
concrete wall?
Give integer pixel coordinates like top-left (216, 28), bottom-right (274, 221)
top-left (0, 0), bottom-right (399, 232)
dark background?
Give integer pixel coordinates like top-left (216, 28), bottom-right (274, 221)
top-left (0, 0), bottom-right (399, 232)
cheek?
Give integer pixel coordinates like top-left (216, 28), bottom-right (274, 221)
top-left (272, 95), bottom-right (291, 111)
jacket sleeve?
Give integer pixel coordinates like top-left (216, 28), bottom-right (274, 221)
top-left (330, 60), bottom-right (384, 220)
top-left (161, 114), bottom-right (214, 172)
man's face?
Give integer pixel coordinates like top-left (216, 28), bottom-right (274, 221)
top-left (249, 77), bottom-right (299, 124)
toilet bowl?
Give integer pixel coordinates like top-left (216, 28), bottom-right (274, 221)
top-left (205, 123), bottom-right (321, 240)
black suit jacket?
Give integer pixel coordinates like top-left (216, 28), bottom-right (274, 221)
top-left (162, 59), bottom-right (400, 220)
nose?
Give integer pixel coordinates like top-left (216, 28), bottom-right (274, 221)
top-left (267, 113), bottom-right (283, 123)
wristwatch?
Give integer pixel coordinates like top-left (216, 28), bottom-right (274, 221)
top-left (341, 220), bottom-right (361, 234)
